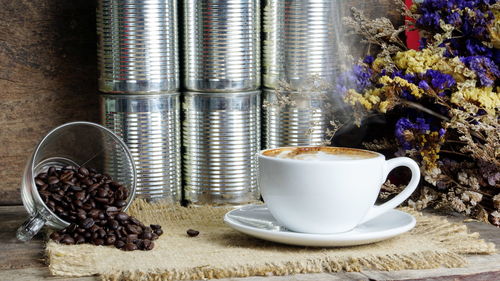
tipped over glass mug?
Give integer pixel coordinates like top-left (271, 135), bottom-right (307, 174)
top-left (17, 122), bottom-right (136, 241)
top-left (259, 146), bottom-right (420, 234)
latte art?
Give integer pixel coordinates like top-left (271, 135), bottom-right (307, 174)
top-left (264, 147), bottom-right (377, 161)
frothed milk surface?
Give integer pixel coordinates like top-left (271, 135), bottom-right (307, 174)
top-left (264, 147), bottom-right (378, 161)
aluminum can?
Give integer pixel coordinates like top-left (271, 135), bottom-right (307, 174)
top-left (263, 88), bottom-right (330, 148)
top-left (184, 0), bottom-right (260, 92)
top-left (183, 91), bottom-right (260, 205)
top-left (97, 0), bottom-right (179, 93)
top-left (263, 0), bottom-right (340, 90)
top-left (100, 93), bottom-right (181, 202)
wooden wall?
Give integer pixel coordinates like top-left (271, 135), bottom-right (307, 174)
top-left (0, 0), bottom-right (401, 205)
top-left (0, 1), bottom-right (98, 205)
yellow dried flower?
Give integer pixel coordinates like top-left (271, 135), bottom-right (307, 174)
top-left (393, 49), bottom-right (474, 82)
top-left (451, 87), bottom-right (500, 112)
top-left (394, 49), bottom-right (442, 74)
top-left (379, 75), bottom-right (424, 98)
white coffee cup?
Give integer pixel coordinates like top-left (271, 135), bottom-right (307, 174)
top-left (259, 146), bottom-right (420, 234)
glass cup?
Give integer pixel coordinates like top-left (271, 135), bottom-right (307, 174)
top-left (16, 121), bottom-right (136, 241)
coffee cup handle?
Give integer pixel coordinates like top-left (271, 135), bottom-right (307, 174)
top-left (360, 157), bottom-right (420, 224)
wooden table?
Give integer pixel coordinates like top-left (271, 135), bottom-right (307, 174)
top-left (1, 206), bottom-right (499, 281)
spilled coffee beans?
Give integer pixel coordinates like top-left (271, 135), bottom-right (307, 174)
top-left (37, 165), bottom-right (163, 251)
top-left (187, 229), bottom-right (199, 237)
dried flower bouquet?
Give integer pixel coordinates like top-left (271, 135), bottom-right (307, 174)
top-left (340, 0), bottom-right (499, 225)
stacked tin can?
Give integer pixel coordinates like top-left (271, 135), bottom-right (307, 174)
top-left (263, 0), bottom-right (338, 148)
top-left (183, 0), bottom-right (261, 205)
top-left (97, 0), bottom-right (181, 202)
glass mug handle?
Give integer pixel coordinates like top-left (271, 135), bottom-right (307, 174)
top-left (16, 212), bottom-right (47, 242)
top-left (359, 157), bottom-right (420, 224)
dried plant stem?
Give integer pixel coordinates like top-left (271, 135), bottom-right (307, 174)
top-left (440, 150), bottom-right (467, 157)
top-left (401, 100), bottom-right (450, 121)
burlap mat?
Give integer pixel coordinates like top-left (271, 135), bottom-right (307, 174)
top-left (45, 200), bottom-right (496, 281)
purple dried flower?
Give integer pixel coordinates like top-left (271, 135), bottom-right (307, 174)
top-left (418, 80), bottom-right (431, 91)
top-left (395, 117), bottom-right (432, 150)
top-left (427, 70), bottom-right (456, 90)
top-left (363, 55), bottom-right (375, 64)
top-left (336, 63), bottom-right (374, 95)
top-left (461, 56), bottom-right (500, 86)
top-left (416, 0), bottom-right (496, 60)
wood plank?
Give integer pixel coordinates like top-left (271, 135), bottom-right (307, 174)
top-left (0, 206), bottom-right (46, 270)
top-left (0, 0), bottom-right (98, 205)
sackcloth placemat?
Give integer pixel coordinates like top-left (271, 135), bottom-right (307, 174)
top-left (45, 200), bottom-right (496, 281)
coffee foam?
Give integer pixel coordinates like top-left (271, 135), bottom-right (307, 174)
top-left (264, 147), bottom-right (377, 161)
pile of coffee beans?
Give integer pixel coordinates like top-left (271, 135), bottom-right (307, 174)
top-left (36, 165), bottom-right (163, 251)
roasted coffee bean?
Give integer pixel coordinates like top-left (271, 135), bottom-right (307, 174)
top-left (77, 210), bottom-right (87, 221)
top-left (97, 188), bottom-right (108, 198)
top-left (93, 238), bottom-right (104, 246)
top-left (115, 212), bottom-right (129, 221)
top-left (130, 217), bottom-right (144, 227)
top-left (141, 231), bottom-right (153, 240)
top-left (88, 183), bottom-right (100, 192)
top-left (150, 224), bottom-right (161, 230)
top-left (98, 212), bottom-right (105, 220)
top-left (70, 185), bottom-right (82, 192)
top-left (47, 200), bottom-right (56, 209)
top-left (126, 224), bottom-right (142, 234)
top-left (48, 167), bottom-right (56, 176)
top-left (75, 235), bottom-right (85, 244)
top-left (97, 228), bottom-right (106, 238)
top-left (48, 176), bottom-right (59, 185)
top-left (124, 243), bottom-right (137, 251)
top-left (74, 191), bottom-right (85, 201)
top-left (35, 178), bottom-right (46, 186)
top-left (151, 233), bottom-right (159, 241)
top-left (81, 218), bottom-right (95, 229)
top-left (154, 229), bottom-right (164, 236)
top-left (64, 165), bottom-right (76, 171)
top-left (87, 209), bottom-right (98, 219)
top-left (72, 199), bottom-right (83, 208)
top-left (90, 225), bottom-right (99, 233)
top-left (115, 240), bottom-right (125, 249)
top-left (82, 178), bottom-right (93, 186)
top-left (94, 197), bottom-right (109, 204)
top-left (67, 223), bottom-right (77, 233)
top-left (115, 200), bottom-right (127, 208)
top-left (187, 229), bottom-right (199, 237)
top-left (78, 167), bottom-right (89, 176)
top-left (50, 232), bottom-right (61, 241)
top-left (61, 235), bottom-right (75, 245)
top-left (106, 206), bottom-right (118, 213)
top-left (82, 203), bottom-right (93, 211)
top-left (55, 206), bottom-right (64, 214)
top-left (60, 172), bottom-right (73, 182)
top-left (141, 239), bottom-right (154, 251)
top-left (105, 235), bottom-right (116, 245)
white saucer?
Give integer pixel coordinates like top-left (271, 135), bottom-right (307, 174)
top-left (224, 204), bottom-right (416, 247)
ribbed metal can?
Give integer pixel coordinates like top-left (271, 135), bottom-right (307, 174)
top-left (97, 0), bottom-right (179, 93)
top-left (183, 91), bottom-right (260, 205)
top-left (184, 0), bottom-right (261, 92)
top-left (100, 93), bottom-right (181, 202)
top-left (263, 0), bottom-right (339, 90)
top-left (263, 88), bottom-right (330, 148)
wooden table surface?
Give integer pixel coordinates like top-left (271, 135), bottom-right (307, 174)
top-left (1, 205), bottom-right (499, 281)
